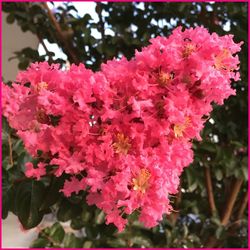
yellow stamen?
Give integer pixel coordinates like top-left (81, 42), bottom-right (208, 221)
top-left (112, 133), bottom-right (131, 155)
top-left (214, 49), bottom-right (231, 70)
top-left (182, 43), bottom-right (196, 58)
top-left (132, 168), bottom-right (151, 194)
top-left (35, 82), bottom-right (48, 92)
top-left (158, 72), bottom-right (173, 86)
top-left (174, 117), bottom-right (191, 138)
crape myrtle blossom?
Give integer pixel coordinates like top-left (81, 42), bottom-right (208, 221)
top-left (2, 26), bottom-right (242, 232)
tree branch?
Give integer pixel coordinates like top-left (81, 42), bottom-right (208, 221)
top-left (8, 134), bottom-right (14, 166)
top-left (204, 166), bottom-right (217, 214)
top-left (221, 178), bottom-right (244, 226)
top-left (41, 2), bottom-right (80, 64)
top-left (204, 178), bottom-right (244, 248)
top-left (236, 191), bottom-right (248, 221)
top-left (96, 3), bottom-right (105, 39)
top-left (37, 34), bottom-right (53, 62)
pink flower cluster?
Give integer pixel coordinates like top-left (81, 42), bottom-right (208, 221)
top-left (2, 27), bottom-right (242, 231)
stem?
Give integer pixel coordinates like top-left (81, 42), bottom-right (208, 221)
top-left (204, 178), bottom-right (244, 248)
top-left (221, 178), bottom-right (243, 226)
top-left (96, 3), bottom-right (105, 58)
top-left (41, 2), bottom-right (79, 64)
top-left (96, 3), bottom-right (105, 39)
top-left (236, 191), bottom-right (248, 220)
top-left (8, 134), bottom-right (14, 166)
top-left (204, 167), bottom-right (217, 214)
top-left (37, 34), bottom-right (53, 62)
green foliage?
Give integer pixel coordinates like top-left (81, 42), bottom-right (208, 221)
top-left (2, 1), bottom-right (247, 248)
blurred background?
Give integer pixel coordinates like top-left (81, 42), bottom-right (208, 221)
top-left (2, 1), bottom-right (248, 248)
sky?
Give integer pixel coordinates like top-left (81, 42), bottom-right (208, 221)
top-left (38, 1), bottom-right (231, 61)
top-left (38, 2), bottom-right (98, 60)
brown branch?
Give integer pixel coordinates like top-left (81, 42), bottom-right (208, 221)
top-left (37, 34), bottom-right (53, 62)
top-left (96, 3), bottom-right (105, 39)
top-left (41, 2), bottom-right (80, 64)
top-left (171, 185), bottom-right (182, 225)
top-left (204, 178), bottom-right (244, 248)
top-left (221, 178), bottom-right (244, 226)
top-left (236, 191), bottom-right (248, 220)
top-left (96, 3), bottom-right (106, 59)
top-left (8, 134), bottom-right (14, 166)
top-left (204, 167), bottom-right (217, 214)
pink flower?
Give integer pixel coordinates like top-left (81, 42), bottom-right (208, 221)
top-left (2, 27), bottom-right (242, 231)
top-left (25, 162), bottom-right (46, 180)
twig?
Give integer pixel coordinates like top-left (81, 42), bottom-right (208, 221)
top-left (37, 34), bottom-right (53, 62)
top-left (221, 178), bottom-right (244, 226)
top-left (8, 134), bottom-right (14, 166)
top-left (204, 167), bottom-right (217, 214)
top-left (41, 2), bottom-right (79, 64)
top-left (96, 3), bottom-right (105, 58)
top-left (204, 178), bottom-right (244, 247)
top-left (96, 3), bottom-right (105, 39)
top-left (236, 191), bottom-right (248, 220)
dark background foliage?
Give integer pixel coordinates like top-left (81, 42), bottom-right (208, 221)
top-left (2, 1), bottom-right (248, 248)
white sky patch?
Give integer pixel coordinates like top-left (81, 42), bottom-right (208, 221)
top-left (223, 21), bottom-right (231, 32)
top-left (39, 2), bottom-right (99, 59)
top-left (209, 118), bottom-right (215, 124)
top-left (38, 39), bottom-right (68, 60)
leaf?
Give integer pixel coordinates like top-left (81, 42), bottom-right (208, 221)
top-left (6, 13), bottom-right (15, 24)
top-left (211, 216), bottom-right (221, 227)
top-left (95, 210), bottom-right (105, 224)
top-left (107, 238), bottom-right (127, 247)
top-left (215, 226), bottom-right (225, 239)
top-left (188, 182), bottom-right (198, 192)
top-left (40, 177), bottom-right (64, 211)
top-left (18, 60), bottom-right (29, 70)
top-left (83, 241), bottom-right (93, 248)
top-left (57, 199), bottom-right (82, 222)
top-left (70, 216), bottom-right (85, 230)
top-left (49, 222), bottom-right (65, 243)
top-left (85, 225), bottom-right (99, 239)
top-left (63, 233), bottom-right (83, 248)
top-left (30, 237), bottom-right (49, 248)
top-left (200, 142), bottom-right (217, 153)
top-left (2, 169), bottom-right (12, 219)
top-left (131, 235), bottom-right (153, 247)
top-left (215, 169), bottom-right (223, 181)
top-left (15, 180), bottom-right (46, 229)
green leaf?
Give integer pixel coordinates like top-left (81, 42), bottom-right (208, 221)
top-left (107, 238), bottom-right (127, 247)
top-left (215, 226), bottom-right (225, 239)
top-left (15, 180), bottom-right (46, 229)
top-left (70, 216), bottom-right (85, 230)
top-left (211, 216), bottom-right (221, 227)
top-left (63, 233), bottom-right (83, 248)
top-left (40, 177), bottom-right (64, 211)
top-left (49, 222), bottom-right (65, 243)
top-left (30, 237), bottom-right (49, 248)
top-left (131, 235), bottom-right (153, 247)
top-left (18, 60), bottom-right (29, 70)
top-left (83, 241), bottom-right (93, 248)
top-left (188, 181), bottom-right (198, 192)
top-left (2, 169), bottom-right (12, 219)
top-left (6, 13), bottom-right (15, 24)
top-left (215, 169), bottom-right (223, 181)
top-left (57, 199), bottom-right (82, 222)
top-left (95, 210), bottom-right (105, 224)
